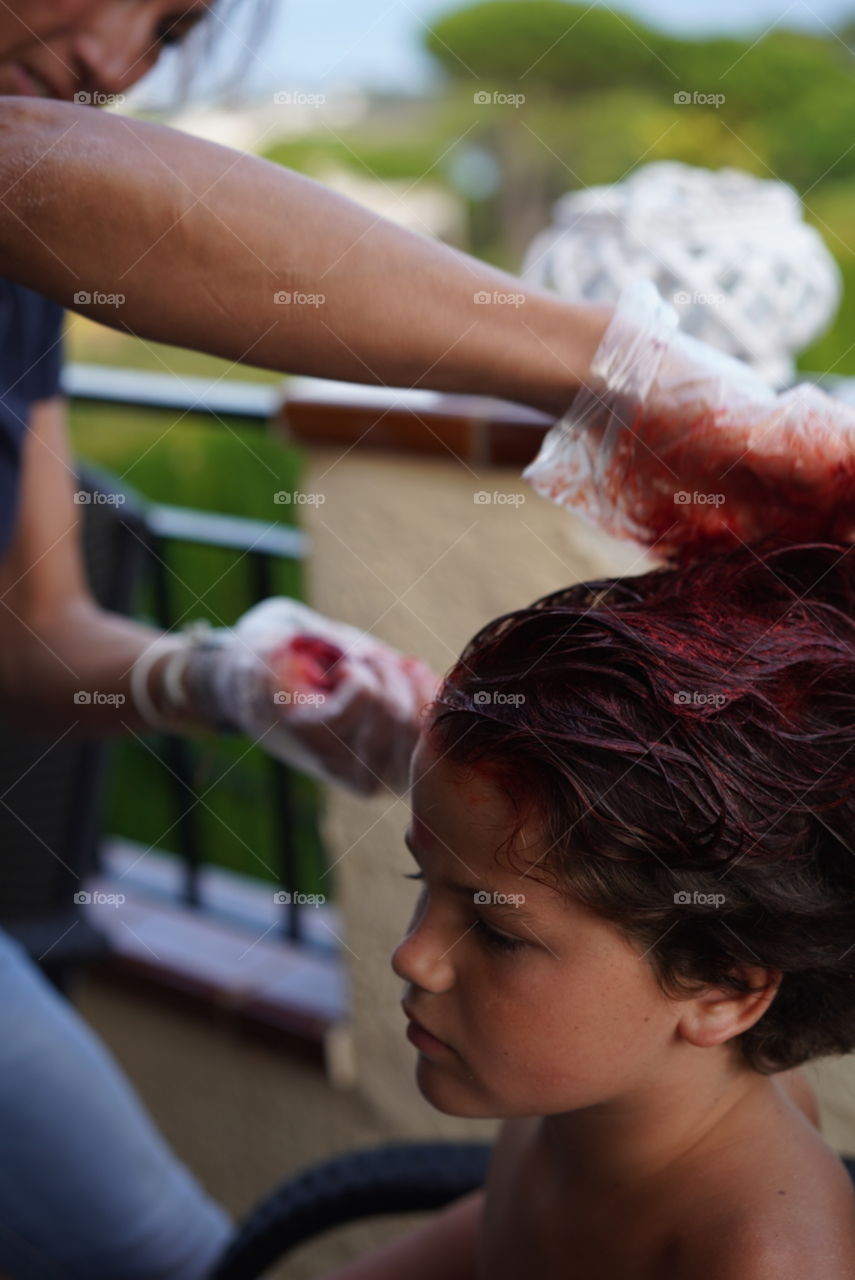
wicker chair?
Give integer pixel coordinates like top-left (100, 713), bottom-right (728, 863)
top-left (209, 1141), bottom-right (855, 1280)
top-left (210, 1140), bottom-right (492, 1280)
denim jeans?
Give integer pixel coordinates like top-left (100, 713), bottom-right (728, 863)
top-left (0, 928), bottom-right (232, 1278)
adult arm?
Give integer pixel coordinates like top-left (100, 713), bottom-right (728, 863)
top-left (0, 98), bottom-right (608, 418)
top-left (0, 396), bottom-right (437, 798)
top-left (0, 395), bottom-right (190, 734)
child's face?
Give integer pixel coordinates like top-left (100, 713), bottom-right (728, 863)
top-left (392, 729), bottom-right (690, 1119)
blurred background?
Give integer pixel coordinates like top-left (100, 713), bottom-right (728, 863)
top-left (66, 0), bottom-right (855, 897)
top-left (25, 2), bottom-right (855, 1274)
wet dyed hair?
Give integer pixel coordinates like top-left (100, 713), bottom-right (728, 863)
top-left (430, 539), bottom-right (855, 1074)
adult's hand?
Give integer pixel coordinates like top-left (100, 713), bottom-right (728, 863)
top-left (169, 599), bottom-right (439, 797)
top-left (524, 280), bottom-right (855, 563)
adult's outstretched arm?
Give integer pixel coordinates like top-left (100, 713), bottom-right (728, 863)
top-left (0, 98), bottom-right (608, 417)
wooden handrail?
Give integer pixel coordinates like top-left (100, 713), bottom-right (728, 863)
top-left (278, 377), bottom-right (554, 467)
top-left (65, 361), bottom-right (557, 466)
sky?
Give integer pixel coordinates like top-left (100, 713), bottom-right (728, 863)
top-left (137, 0), bottom-right (855, 105)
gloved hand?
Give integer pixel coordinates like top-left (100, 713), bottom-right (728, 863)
top-left (181, 599), bottom-right (439, 796)
top-left (524, 279), bottom-right (855, 563)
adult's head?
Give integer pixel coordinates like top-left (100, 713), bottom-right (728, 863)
top-left (0, 0), bottom-right (212, 101)
top-left (0, 1), bottom-right (110, 61)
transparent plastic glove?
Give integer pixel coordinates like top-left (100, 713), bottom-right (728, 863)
top-left (194, 599), bottom-right (439, 796)
top-left (524, 279), bottom-right (855, 564)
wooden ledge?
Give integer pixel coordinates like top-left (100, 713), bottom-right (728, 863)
top-left (82, 842), bottom-right (347, 1052)
top-left (277, 378), bottom-right (554, 467)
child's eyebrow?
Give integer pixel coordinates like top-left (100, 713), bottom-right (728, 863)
top-left (404, 830), bottom-right (540, 923)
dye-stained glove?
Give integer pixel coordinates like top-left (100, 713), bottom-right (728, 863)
top-left (524, 279), bottom-right (855, 564)
top-left (181, 599), bottom-right (439, 796)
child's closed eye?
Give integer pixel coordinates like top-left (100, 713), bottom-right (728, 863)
top-left (401, 872), bottom-right (526, 954)
top-left (472, 916), bottom-right (527, 953)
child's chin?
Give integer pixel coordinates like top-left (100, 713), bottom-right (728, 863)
top-left (414, 1057), bottom-right (497, 1118)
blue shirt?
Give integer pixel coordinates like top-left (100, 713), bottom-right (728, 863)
top-left (0, 279), bottom-right (64, 557)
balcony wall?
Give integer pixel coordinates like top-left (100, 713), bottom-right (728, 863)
top-left (298, 437), bottom-right (653, 1136)
top-left (291, 416), bottom-right (855, 1151)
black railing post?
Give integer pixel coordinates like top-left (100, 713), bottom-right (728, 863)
top-left (251, 552), bottom-right (302, 944)
top-left (132, 500), bottom-right (315, 934)
top-left (149, 536), bottom-right (203, 908)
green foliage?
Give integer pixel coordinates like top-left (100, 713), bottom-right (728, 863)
top-left (506, 87), bottom-right (767, 186)
top-left (426, 4), bottom-right (854, 122)
top-left (69, 402), bottom-right (328, 893)
top-left (797, 258), bottom-right (855, 377)
top-left (416, 0), bottom-right (855, 366)
top-left (65, 316), bottom-right (283, 384)
top-left (667, 30), bottom-right (849, 120)
top-left (762, 76), bottom-right (855, 191)
top-left (422, 1), bottom-right (855, 200)
top-left (425, 0), bottom-right (673, 95)
top-left (798, 182), bottom-right (855, 376)
top-left (264, 135), bottom-right (447, 181)
top-left (256, 1), bottom-right (855, 377)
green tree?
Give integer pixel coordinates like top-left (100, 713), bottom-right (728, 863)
top-left (423, 1), bottom-right (855, 267)
top-left (425, 0), bottom-right (675, 95)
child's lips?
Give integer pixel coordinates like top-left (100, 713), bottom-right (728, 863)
top-left (402, 1006), bottom-right (454, 1055)
top-left (406, 1019), bottom-right (452, 1056)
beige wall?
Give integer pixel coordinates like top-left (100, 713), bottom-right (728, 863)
top-left (301, 446), bottom-right (644, 1137)
top-left (301, 446), bottom-right (855, 1151)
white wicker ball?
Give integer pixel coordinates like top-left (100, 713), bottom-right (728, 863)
top-left (521, 161), bottom-right (842, 388)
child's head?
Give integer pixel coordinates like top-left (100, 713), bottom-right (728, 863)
top-left (392, 540), bottom-right (855, 1119)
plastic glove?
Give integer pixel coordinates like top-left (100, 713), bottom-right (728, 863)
top-left (186, 599), bottom-right (439, 796)
top-left (523, 279), bottom-right (855, 564)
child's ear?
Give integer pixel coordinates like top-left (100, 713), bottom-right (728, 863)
top-left (676, 965), bottom-right (783, 1050)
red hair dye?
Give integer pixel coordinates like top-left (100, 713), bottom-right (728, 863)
top-left (429, 539), bottom-right (855, 1072)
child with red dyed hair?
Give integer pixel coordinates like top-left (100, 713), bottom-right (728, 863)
top-left (324, 538), bottom-right (855, 1280)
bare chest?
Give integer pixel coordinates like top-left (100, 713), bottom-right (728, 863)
top-left (479, 1127), bottom-right (670, 1280)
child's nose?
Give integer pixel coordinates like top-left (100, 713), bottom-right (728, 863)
top-left (391, 924), bottom-right (454, 993)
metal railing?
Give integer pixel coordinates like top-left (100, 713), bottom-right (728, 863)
top-left (64, 362), bottom-right (326, 952)
top-left (140, 499), bottom-right (312, 943)
top-left (60, 358), bottom-right (568, 953)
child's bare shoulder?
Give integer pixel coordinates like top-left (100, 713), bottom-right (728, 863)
top-left (661, 1125), bottom-right (855, 1279)
top-left (482, 1110), bottom-right (855, 1280)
